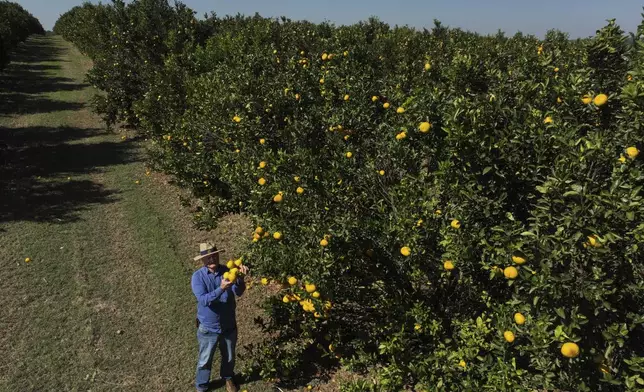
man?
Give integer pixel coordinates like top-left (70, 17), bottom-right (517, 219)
top-left (191, 243), bottom-right (249, 392)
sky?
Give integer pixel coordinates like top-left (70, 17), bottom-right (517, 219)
top-left (15, 0), bottom-right (644, 38)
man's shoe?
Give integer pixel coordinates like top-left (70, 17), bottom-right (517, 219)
top-left (225, 379), bottom-right (238, 392)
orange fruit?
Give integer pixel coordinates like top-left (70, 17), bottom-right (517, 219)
top-left (512, 252), bottom-right (527, 265)
top-left (504, 266), bottom-right (518, 279)
top-left (400, 246), bottom-right (411, 256)
top-left (587, 235), bottom-right (601, 248)
top-left (418, 122), bottom-right (431, 133)
top-left (561, 342), bottom-right (580, 358)
top-left (626, 146), bottom-right (639, 159)
top-left (593, 94), bottom-right (608, 107)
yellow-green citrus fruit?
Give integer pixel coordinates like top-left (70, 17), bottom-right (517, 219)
top-left (504, 266), bottom-right (518, 279)
top-left (504, 330), bottom-right (515, 343)
top-left (561, 342), bottom-right (580, 358)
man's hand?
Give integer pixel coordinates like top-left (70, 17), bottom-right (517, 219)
top-left (238, 265), bottom-right (250, 276)
top-left (220, 279), bottom-right (233, 290)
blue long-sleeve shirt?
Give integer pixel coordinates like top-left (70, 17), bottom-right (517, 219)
top-left (191, 265), bottom-right (246, 333)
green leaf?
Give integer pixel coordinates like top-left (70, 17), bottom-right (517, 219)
top-left (555, 325), bottom-right (563, 338)
top-left (536, 186), bottom-right (549, 194)
top-left (556, 308), bottom-right (566, 319)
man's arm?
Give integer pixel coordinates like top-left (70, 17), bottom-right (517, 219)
top-left (232, 265), bottom-right (249, 297)
top-left (232, 277), bottom-right (246, 297)
top-left (191, 273), bottom-right (225, 306)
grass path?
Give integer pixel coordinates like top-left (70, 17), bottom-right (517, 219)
top-left (0, 35), bottom-right (279, 392)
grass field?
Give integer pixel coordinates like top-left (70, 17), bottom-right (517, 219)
top-left (0, 35), bottom-right (306, 392)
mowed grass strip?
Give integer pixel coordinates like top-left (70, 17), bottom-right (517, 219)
top-left (0, 34), bottom-right (108, 392)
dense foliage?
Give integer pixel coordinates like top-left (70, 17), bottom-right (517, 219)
top-left (0, 0), bottom-right (44, 69)
top-left (55, 2), bottom-right (644, 390)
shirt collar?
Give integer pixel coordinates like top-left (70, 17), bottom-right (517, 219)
top-left (204, 265), bottom-right (221, 275)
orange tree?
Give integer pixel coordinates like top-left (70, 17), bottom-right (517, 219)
top-left (54, 0), bottom-right (199, 127)
top-left (147, 16), bottom-right (644, 391)
top-left (53, 3), bottom-right (111, 60)
top-left (0, 1), bottom-right (43, 69)
top-left (55, 5), bottom-right (644, 390)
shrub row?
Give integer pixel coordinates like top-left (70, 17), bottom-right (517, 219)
top-left (0, 1), bottom-right (44, 70)
top-left (55, 2), bottom-right (644, 390)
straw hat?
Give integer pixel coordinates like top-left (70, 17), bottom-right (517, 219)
top-left (193, 242), bottom-right (224, 261)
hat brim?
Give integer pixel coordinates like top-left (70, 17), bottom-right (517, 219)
top-left (193, 249), bottom-right (225, 261)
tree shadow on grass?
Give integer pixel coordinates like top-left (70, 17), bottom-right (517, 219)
top-left (0, 35), bottom-right (134, 225)
top-left (0, 95), bottom-right (86, 116)
top-left (238, 337), bottom-right (339, 391)
top-left (7, 35), bottom-right (68, 64)
top-left (0, 35), bottom-right (89, 117)
top-left (0, 126), bottom-right (138, 224)
top-left (0, 179), bottom-right (117, 223)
